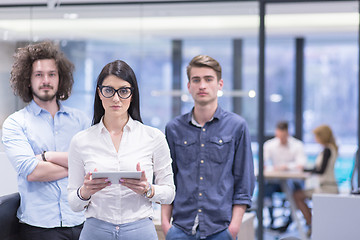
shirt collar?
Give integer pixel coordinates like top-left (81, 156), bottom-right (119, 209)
top-left (187, 106), bottom-right (222, 127)
top-left (29, 99), bottom-right (66, 116)
top-left (58, 102), bottom-right (67, 113)
top-left (190, 114), bottom-right (202, 127)
top-left (98, 115), bottom-right (134, 134)
top-left (275, 136), bottom-right (292, 147)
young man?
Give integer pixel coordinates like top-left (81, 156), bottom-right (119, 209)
top-left (263, 121), bottom-right (307, 231)
top-left (161, 55), bottom-right (255, 240)
top-left (2, 41), bottom-right (90, 240)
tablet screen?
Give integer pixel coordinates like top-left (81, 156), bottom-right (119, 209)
top-left (92, 171), bottom-right (141, 183)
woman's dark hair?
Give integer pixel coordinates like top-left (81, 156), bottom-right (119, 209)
top-left (92, 60), bottom-right (142, 125)
top-left (10, 41), bottom-right (74, 102)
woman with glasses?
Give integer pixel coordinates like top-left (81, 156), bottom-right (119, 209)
top-left (67, 60), bottom-right (175, 240)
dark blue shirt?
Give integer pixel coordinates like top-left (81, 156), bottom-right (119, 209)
top-left (165, 106), bottom-right (255, 238)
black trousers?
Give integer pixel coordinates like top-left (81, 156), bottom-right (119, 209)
top-left (19, 223), bottom-right (83, 240)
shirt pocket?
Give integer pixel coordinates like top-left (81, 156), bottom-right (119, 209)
top-left (174, 138), bottom-right (198, 166)
top-left (208, 135), bottom-right (233, 163)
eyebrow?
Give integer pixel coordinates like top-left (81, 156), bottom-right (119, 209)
top-left (191, 75), bottom-right (215, 79)
top-left (33, 70), bottom-right (58, 73)
top-left (103, 85), bottom-right (131, 88)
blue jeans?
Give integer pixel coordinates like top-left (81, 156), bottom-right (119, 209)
top-left (166, 225), bottom-right (235, 240)
top-left (80, 217), bottom-right (158, 240)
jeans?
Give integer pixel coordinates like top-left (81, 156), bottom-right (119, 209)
top-left (80, 217), bottom-right (158, 240)
top-left (165, 225), bottom-right (235, 240)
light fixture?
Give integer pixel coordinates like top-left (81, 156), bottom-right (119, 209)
top-left (63, 13), bottom-right (79, 20)
top-left (47, 0), bottom-right (60, 9)
top-left (217, 90), bottom-right (224, 97)
top-left (269, 94), bottom-right (283, 102)
top-left (248, 90), bottom-right (256, 98)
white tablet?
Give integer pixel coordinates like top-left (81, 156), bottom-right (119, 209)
top-left (92, 171), bottom-right (142, 183)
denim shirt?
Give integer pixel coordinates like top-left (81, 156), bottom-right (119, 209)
top-left (165, 107), bottom-right (255, 238)
top-left (2, 100), bottom-right (90, 228)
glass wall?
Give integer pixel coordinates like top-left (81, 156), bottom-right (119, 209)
top-left (303, 38), bottom-right (358, 190)
top-left (266, 1), bottom-right (358, 192)
top-left (265, 38), bottom-right (295, 136)
top-left (61, 39), bottom-right (173, 131)
top-left (1, 1), bottom-right (360, 238)
top-left (0, 1), bottom-right (260, 132)
top-left (303, 38), bottom-right (358, 145)
top-left (182, 39), bottom-right (233, 114)
top-left (0, 0), bottom-right (358, 198)
top-left (242, 39), bottom-right (259, 137)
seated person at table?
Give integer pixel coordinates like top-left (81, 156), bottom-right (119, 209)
top-left (293, 124), bottom-right (339, 237)
top-left (263, 121), bottom-right (307, 230)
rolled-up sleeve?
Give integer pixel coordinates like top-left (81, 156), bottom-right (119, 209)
top-left (67, 134), bottom-right (90, 212)
top-left (150, 130), bottom-right (175, 204)
top-left (232, 122), bottom-right (255, 208)
top-left (2, 114), bottom-right (39, 178)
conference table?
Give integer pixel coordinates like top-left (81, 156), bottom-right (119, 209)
top-left (264, 170), bottom-right (311, 240)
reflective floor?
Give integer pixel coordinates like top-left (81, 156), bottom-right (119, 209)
top-left (262, 223), bottom-right (304, 240)
top-left (257, 207), bottom-right (311, 240)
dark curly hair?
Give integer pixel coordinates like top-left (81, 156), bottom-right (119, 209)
top-left (10, 41), bottom-right (74, 102)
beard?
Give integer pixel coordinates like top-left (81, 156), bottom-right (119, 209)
top-left (31, 86), bottom-right (57, 102)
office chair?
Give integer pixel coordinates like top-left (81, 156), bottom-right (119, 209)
top-left (264, 184), bottom-right (292, 232)
top-left (0, 192), bottom-right (21, 240)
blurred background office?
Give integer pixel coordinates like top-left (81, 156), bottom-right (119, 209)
top-left (0, 0), bottom-right (359, 239)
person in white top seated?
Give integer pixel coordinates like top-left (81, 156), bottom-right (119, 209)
top-left (67, 60), bottom-right (175, 240)
top-left (263, 121), bottom-right (307, 231)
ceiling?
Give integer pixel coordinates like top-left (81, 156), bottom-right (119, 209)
top-left (1, 0), bottom-right (227, 7)
top-left (0, 0), bottom-right (358, 41)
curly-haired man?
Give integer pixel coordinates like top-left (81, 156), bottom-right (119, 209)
top-left (2, 41), bottom-right (90, 240)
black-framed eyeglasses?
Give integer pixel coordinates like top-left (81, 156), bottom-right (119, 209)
top-left (98, 85), bottom-right (134, 99)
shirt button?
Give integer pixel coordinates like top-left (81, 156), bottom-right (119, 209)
top-left (199, 193), bottom-right (202, 196)
top-left (200, 160), bottom-right (204, 164)
top-left (200, 177), bottom-right (203, 180)
top-left (115, 226), bottom-right (119, 230)
top-left (184, 141), bottom-right (187, 145)
top-left (198, 209), bottom-right (202, 213)
top-left (202, 128), bottom-right (206, 132)
top-left (201, 144), bottom-right (204, 147)
top-left (219, 139), bottom-right (223, 144)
